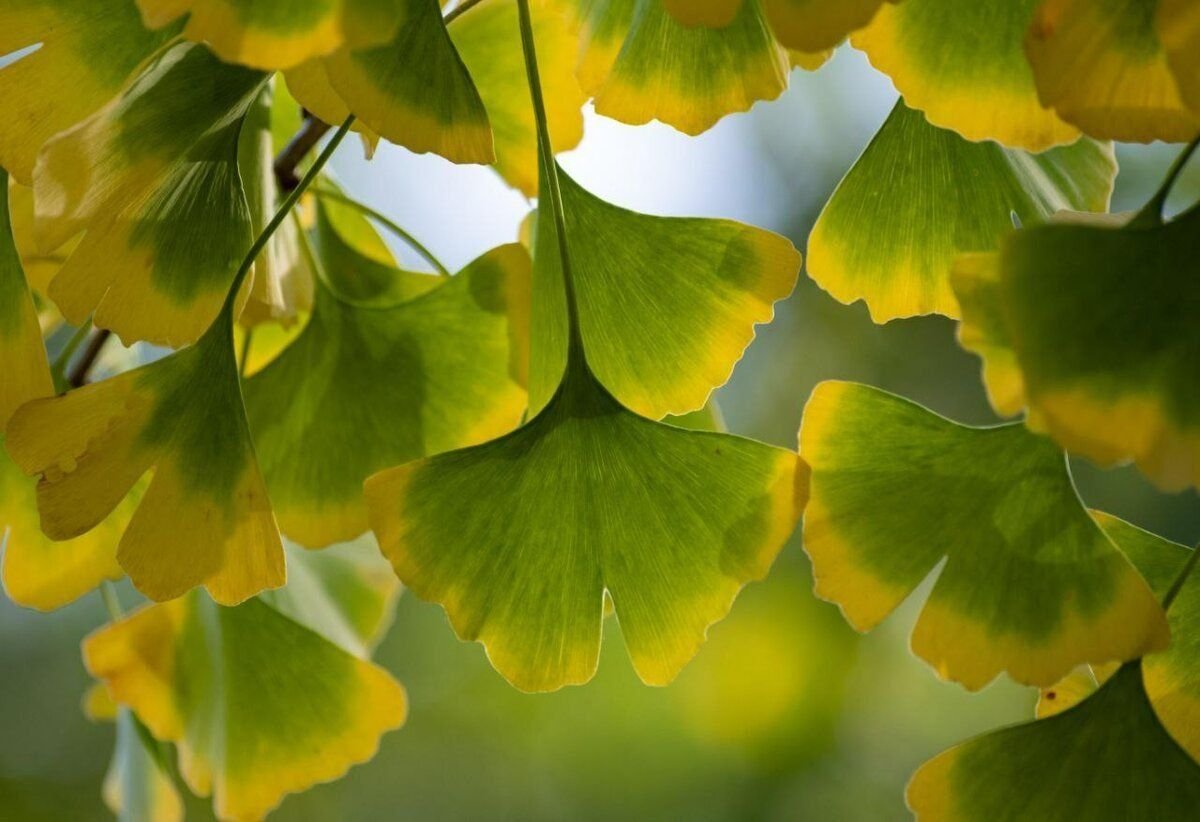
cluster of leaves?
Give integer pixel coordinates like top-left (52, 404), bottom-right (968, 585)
top-left (1, 0), bottom-right (1199, 818)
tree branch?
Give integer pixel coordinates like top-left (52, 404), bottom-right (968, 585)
top-left (273, 114), bottom-right (332, 191)
top-left (68, 328), bottom-right (112, 388)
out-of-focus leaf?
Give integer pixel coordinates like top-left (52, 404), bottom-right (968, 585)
top-left (807, 101), bottom-right (1115, 322)
top-left (244, 214), bottom-right (529, 548)
top-left (764, 0), bottom-right (891, 53)
top-left (84, 545), bottom-right (406, 822)
top-left (135, 0), bottom-right (408, 70)
top-left (34, 43), bottom-right (267, 348)
top-left (0, 0), bottom-right (178, 184)
top-left (1158, 0), bottom-right (1200, 115)
top-left (1025, 0), bottom-right (1200, 143)
top-left (528, 163), bottom-right (800, 420)
top-left (6, 179), bottom-right (71, 297)
top-left (908, 663), bottom-right (1200, 820)
top-left (852, 0), bottom-right (1078, 150)
top-left (103, 710), bottom-right (183, 822)
top-left (6, 309), bottom-right (285, 606)
top-left (799, 381), bottom-right (1168, 690)
top-left (661, 0), bottom-right (743, 28)
top-left (451, 0), bottom-right (586, 196)
top-left (953, 206), bottom-right (1200, 491)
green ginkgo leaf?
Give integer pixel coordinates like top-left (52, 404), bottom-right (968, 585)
top-left (528, 163), bottom-right (800, 420)
top-left (84, 544), bottom-right (406, 822)
top-left (236, 81), bottom-right (313, 328)
top-left (953, 206), bottom-right (1200, 491)
top-left (5, 308), bottom-right (285, 606)
top-left (799, 381), bottom-right (1168, 690)
top-left (135, 0), bottom-right (408, 71)
top-left (1, 170), bottom-right (137, 611)
top-left (365, 354), bottom-right (806, 692)
top-left (1158, 0), bottom-right (1200, 115)
top-left (907, 662), bottom-right (1200, 821)
top-left (1025, 0), bottom-right (1200, 143)
top-left (451, 0), bottom-right (587, 196)
top-left (563, 0), bottom-right (791, 135)
top-left (102, 710), bottom-right (183, 822)
top-left (0, 0), bottom-right (179, 184)
top-left (807, 100), bottom-right (1115, 322)
top-left (34, 43), bottom-right (268, 348)
top-left (244, 210), bottom-right (529, 548)
top-left (852, 0), bottom-right (1079, 150)
top-left (289, 0), bottom-right (495, 165)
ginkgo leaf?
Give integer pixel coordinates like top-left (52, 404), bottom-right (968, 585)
top-left (5, 309), bottom-right (285, 606)
top-left (0, 0), bottom-right (178, 184)
top-left (1088, 512), bottom-right (1200, 763)
top-left (1158, 0), bottom-right (1200, 115)
top-left (83, 551), bottom-right (407, 821)
top-left (852, 0), bottom-right (1079, 151)
top-left (807, 101), bottom-right (1115, 322)
top-left (103, 710), bottom-right (183, 822)
top-left (135, 0), bottom-right (408, 71)
top-left (662, 0), bottom-right (743, 28)
top-left (1025, 0), bottom-right (1200, 143)
top-left (296, 0), bottom-right (495, 164)
top-left (451, 0), bottom-right (587, 196)
top-left (280, 63), bottom-right (382, 153)
top-left (244, 221), bottom-right (529, 548)
top-left (34, 43), bottom-right (268, 348)
top-left (908, 662), bottom-right (1200, 821)
top-left (564, 0), bottom-right (791, 135)
top-left (763, 0), bottom-right (891, 53)
top-left (799, 381), bottom-right (1168, 690)
top-left (365, 357), bottom-right (806, 692)
top-left (7, 179), bottom-right (71, 297)
top-left (236, 81), bottom-right (312, 328)
top-left (529, 163), bottom-right (800, 420)
top-left (1034, 664), bottom-right (1101, 719)
top-left (952, 206), bottom-right (1200, 491)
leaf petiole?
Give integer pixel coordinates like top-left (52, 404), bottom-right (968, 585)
top-left (310, 185), bottom-right (450, 276)
top-left (1132, 135), bottom-right (1200, 227)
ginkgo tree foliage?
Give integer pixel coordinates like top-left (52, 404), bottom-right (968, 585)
top-left (1, 0), bottom-right (1199, 818)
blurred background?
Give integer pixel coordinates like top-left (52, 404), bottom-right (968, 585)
top-left (3, 47), bottom-right (1199, 821)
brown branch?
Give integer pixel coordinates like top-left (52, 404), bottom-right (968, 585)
top-left (273, 114), bottom-right (332, 191)
top-left (68, 328), bottom-right (112, 388)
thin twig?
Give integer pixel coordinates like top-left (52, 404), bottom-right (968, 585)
top-left (68, 328), bottom-right (112, 388)
top-left (274, 115), bottom-right (332, 192)
top-left (444, 0), bottom-right (488, 25)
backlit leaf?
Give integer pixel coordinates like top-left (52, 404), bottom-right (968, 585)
top-left (564, 0), bottom-right (791, 135)
top-left (135, 0), bottom-right (408, 70)
top-left (662, 0), bottom-right (743, 28)
top-left (799, 381), bottom-right (1168, 690)
top-left (451, 0), bottom-right (587, 196)
top-left (908, 663), bottom-right (1200, 820)
top-left (764, 0), bottom-right (891, 53)
top-left (244, 212), bottom-right (529, 548)
top-left (1025, 0), bottom-right (1200, 143)
top-left (529, 163), bottom-right (800, 420)
top-left (852, 0), bottom-right (1079, 150)
top-left (6, 310), bottom-right (285, 606)
top-left (807, 100), bottom-right (1115, 322)
top-left (34, 43), bottom-right (267, 348)
top-left (1158, 0), bottom-right (1200, 115)
top-left (0, 0), bottom-right (178, 183)
top-left (84, 545), bottom-right (406, 821)
top-left (365, 359), bottom-right (806, 692)
top-left (953, 206), bottom-right (1200, 491)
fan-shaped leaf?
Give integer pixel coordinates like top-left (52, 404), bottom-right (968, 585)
top-left (807, 100), bottom-right (1115, 322)
top-left (1025, 0), bottom-right (1200, 143)
top-left (135, 0), bottom-right (408, 70)
top-left (908, 662), bottom-right (1200, 821)
top-left (564, 0), bottom-right (790, 135)
top-left (34, 43), bottom-right (268, 348)
top-left (451, 0), bottom-right (587, 196)
top-left (763, 0), bottom-right (891, 53)
top-left (365, 359), bottom-right (805, 692)
top-left (0, 0), bottom-right (178, 184)
top-left (529, 163), bottom-right (800, 420)
top-left (6, 310), bottom-right (285, 606)
top-left (799, 381), bottom-right (1168, 690)
top-left (852, 0), bottom-right (1078, 150)
top-left (953, 206), bottom-right (1200, 491)
top-left (84, 545), bottom-right (406, 822)
top-left (244, 218), bottom-right (529, 548)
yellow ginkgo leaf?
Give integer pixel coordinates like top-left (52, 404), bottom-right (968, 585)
top-left (662, 0), bottom-right (744, 28)
top-left (1025, 0), bottom-right (1200, 143)
top-left (765, 0), bottom-right (892, 53)
top-left (1158, 0), bottom-right (1200, 115)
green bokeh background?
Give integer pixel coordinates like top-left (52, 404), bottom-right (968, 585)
top-left (3, 48), bottom-right (1199, 821)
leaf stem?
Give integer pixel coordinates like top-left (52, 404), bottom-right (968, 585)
top-left (1133, 136), bottom-right (1200, 226)
top-left (49, 321), bottom-right (93, 390)
top-left (444, 0), bottom-right (488, 25)
top-left (99, 579), bottom-right (123, 621)
top-left (238, 327), bottom-right (254, 378)
top-left (221, 116), bottom-right (355, 320)
top-left (1163, 542), bottom-right (1200, 612)
top-left (67, 328), bottom-right (112, 388)
top-left (310, 185), bottom-right (451, 276)
top-left (516, 0), bottom-right (585, 362)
